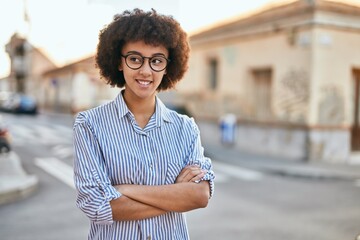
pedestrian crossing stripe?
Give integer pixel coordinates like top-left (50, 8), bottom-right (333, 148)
top-left (52, 145), bottom-right (74, 159)
top-left (34, 157), bottom-right (75, 189)
top-left (212, 161), bottom-right (263, 181)
top-left (355, 179), bottom-right (360, 187)
top-left (9, 124), bottom-right (73, 146)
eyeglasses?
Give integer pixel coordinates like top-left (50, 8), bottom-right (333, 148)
top-left (121, 53), bottom-right (170, 72)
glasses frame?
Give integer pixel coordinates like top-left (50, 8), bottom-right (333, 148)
top-left (121, 53), bottom-right (170, 72)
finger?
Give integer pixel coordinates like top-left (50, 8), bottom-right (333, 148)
top-left (176, 166), bottom-right (201, 183)
top-left (182, 168), bottom-right (204, 182)
top-left (175, 165), bottom-right (204, 183)
top-left (176, 169), bottom-right (194, 182)
top-left (191, 170), bottom-right (207, 183)
top-left (175, 167), bottom-right (193, 183)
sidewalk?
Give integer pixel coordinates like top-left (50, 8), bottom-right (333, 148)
top-left (198, 121), bottom-right (360, 181)
top-left (0, 152), bottom-right (38, 205)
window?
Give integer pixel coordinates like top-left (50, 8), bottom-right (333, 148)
top-left (252, 68), bottom-right (273, 120)
top-left (208, 59), bottom-right (218, 90)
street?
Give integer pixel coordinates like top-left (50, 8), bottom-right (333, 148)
top-left (0, 112), bottom-right (359, 240)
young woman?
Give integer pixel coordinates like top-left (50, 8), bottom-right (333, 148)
top-left (73, 8), bottom-right (215, 239)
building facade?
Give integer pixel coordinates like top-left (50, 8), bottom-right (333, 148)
top-left (4, 34), bottom-right (118, 114)
top-left (41, 55), bottom-right (118, 113)
top-left (4, 33), bottom-right (56, 95)
top-left (176, 0), bottom-right (360, 163)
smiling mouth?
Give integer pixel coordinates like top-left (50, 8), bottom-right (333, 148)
top-left (137, 80), bottom-right (152, 86)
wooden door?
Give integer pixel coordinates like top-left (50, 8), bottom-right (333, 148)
top-left (253, 69), bottom-right (272, 120)
top-left (352, 69), bottom-right (360, 150)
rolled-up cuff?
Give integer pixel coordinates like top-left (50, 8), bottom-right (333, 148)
top-left (208, 179), bottom-right (215, 199)
top-left (201, 169), bottom-right (215, 198)
top-left (95, 186), bottom-right (121, 224)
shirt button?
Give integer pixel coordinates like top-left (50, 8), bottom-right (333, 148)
top-left (147, 236), bottom-right (151, 240)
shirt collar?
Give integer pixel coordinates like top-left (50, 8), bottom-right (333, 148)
top-left (114, 90), bottom-right (173, 126)
top-left (155, 97), bottom-right (173, 125)
top-left (114, 90), bottom-right (129, 118)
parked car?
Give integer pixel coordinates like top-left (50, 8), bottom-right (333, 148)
top-left (0, 114), bottom-right (11, 153)
top-left (0, 92), bottom-right (38, 115)
top-left (167, 104), bottom-right (192, 117)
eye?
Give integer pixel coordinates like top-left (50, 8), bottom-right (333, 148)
top-left (127, 55), bottom-right (143, 64)
top-left (150, 56), bottom-right (165, 65)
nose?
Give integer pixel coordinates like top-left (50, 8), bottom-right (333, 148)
top-left (139, 58), bottom-right (152, 75)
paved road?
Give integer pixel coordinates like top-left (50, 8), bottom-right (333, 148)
top-left (0, 112), bottom-right (359, 240)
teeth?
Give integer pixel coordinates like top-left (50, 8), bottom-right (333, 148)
top-left (138, 80), bottom-right (151, 86)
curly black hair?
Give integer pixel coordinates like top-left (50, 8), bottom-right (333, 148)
top-left (95, 8), bottom-right (190, 90)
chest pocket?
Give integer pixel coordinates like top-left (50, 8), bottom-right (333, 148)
top-left (165, 162), bottom-right (183, 185)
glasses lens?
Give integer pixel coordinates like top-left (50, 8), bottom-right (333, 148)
top-left (150, 56), bottom-right (167, 71)
top-left (124, 54), bottom-right (168, 71)
top-left (126, 54), bottom-right (143, 69)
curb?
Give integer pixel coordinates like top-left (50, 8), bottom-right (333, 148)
top-left (205, 147), bottom-right (360, 181)
top-left (257, 165), bottom-right (360, 181)
top-left (0, 152), bottom-right (39, 205)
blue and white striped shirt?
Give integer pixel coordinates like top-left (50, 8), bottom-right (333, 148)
top-left (73, 91), bottom-right (215, 240)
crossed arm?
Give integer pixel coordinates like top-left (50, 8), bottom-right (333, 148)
top-left (110, 165), bottom-right (210, 221)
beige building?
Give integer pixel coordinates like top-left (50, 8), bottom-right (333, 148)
top-left (176, 0), bottom-right (360, 163)
top-left (4, 33), bottom-right (56, 94)
top-left (4, 34), bottom-right (118, 114)
top-left (41, 55), bottom-right (118, 113)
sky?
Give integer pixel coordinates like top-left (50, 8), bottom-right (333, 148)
top-left (0, 0), bottom-right (276, 78)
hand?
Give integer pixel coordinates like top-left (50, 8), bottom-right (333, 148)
top-left (175, 165), bottom-right (207, 184)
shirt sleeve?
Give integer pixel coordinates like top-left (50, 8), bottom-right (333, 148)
top-left (73, 113), bottom-right (121, 225)
top-left (185, 118), bottom-right (215, 198)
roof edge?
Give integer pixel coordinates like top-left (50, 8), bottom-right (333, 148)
top-left (188, 0), bottom-right (298, 37)
top-left (188, 0), bottom-right (360, 38)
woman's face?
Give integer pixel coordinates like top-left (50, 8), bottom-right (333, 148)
top-left (119, 40), bottom-right (168, 102)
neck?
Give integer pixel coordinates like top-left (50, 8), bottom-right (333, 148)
top-left (123, 91), bottom-right (156, 115)
top-left (122, 90), bottom-right (156, 128)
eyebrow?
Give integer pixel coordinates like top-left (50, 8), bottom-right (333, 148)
top-left (125, 51), bottom-right (167, 57)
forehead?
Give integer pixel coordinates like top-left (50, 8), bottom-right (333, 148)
top-left (122, 40), bottom-right (168, 56)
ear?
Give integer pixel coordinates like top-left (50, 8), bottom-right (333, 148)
top-left (118, 63), bottom-right (123, 71)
